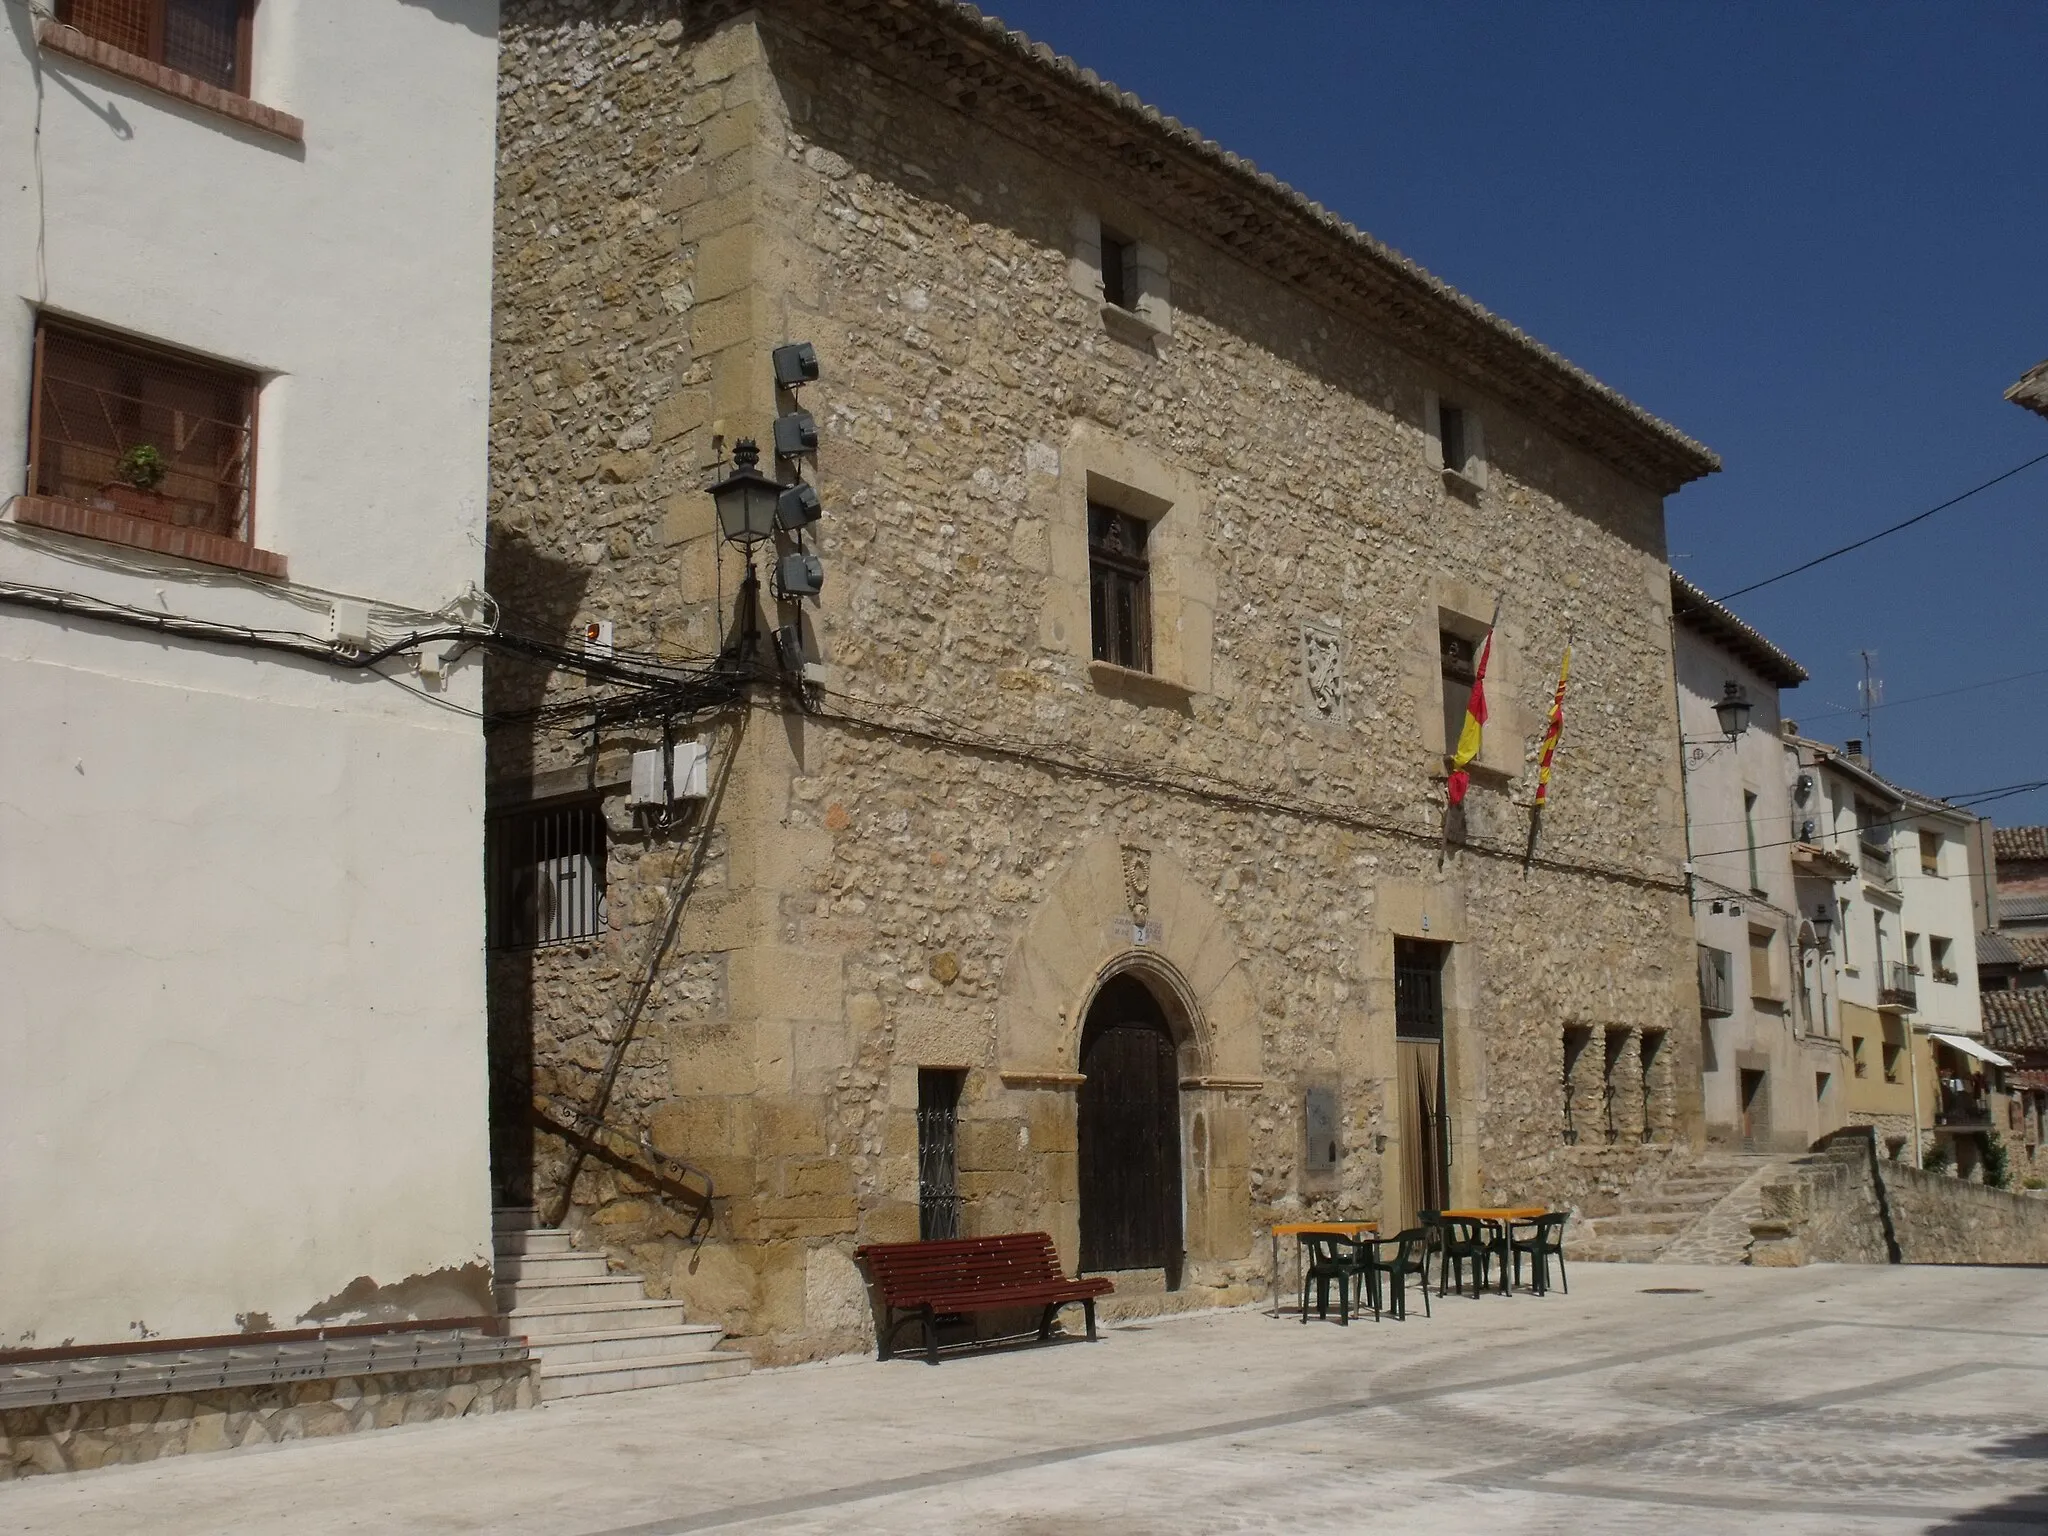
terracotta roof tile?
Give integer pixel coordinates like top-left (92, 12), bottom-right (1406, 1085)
top-left (1670, 574), bottom-right (1807, 688)
top-left (1995, 825), bottom-right (2048, 862)
top-left (1982, 988), bottom-right (2048, 1053)
top-left (1978, 931), bottom-right (2048, 969)
top-left (820, 1), bottom-right (1722, 493)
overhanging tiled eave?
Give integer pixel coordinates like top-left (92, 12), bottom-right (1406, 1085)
top-left (767, 0), bottom-right (1721, 496)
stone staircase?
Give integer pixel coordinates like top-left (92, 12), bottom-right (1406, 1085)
top-left (1569, 1155), bottom-right (1784, 1265)
top-left (493, 1207), bottom-right (750, 1399)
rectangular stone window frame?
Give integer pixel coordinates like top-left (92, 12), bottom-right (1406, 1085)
top-left (1069, 210), bottom-right (1171, 343)
top-left (1410, 582), bottom-right (1518, 775)
top-left (1422, 388), bottom-right (1487, 491)
top-left (1748, 924), bottom-right (1784, 1004)
top-left (1045, 426), bottom-right (1213, 704)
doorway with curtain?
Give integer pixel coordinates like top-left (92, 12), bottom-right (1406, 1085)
top-left (1393, 938), bottom-right (1451, 1232)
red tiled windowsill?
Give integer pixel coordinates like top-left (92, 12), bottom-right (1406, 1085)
top-left (12, 495), bottom-right (288, 579)
top-left (36, 21), bottom-right (305, 144)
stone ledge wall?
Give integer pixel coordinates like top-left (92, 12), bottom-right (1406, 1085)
top-left (1886, 1160), bottom-right (2048, 1265)
top-left (1749, 1126), bottom-right (2048, 1267)
top-left (0, 1361), bottom-right (536, 1480)
top-left (1750, 1134), bottom-right (1893, 1267)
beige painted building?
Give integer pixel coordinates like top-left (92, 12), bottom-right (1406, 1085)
top-left (484, 1), bottom-right (1718, 1363)
top-left (1788, 738), bottom-right (1993, 1170)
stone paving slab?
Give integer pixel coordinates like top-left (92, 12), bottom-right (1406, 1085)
top-left (4, 1263), bottom-right (2046, 1534)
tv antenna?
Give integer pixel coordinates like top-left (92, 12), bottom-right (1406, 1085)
top-left (1858, 650), bottom-right (1883, 762)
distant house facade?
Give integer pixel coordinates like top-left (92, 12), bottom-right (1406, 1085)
top-left (1671, 576), bottom-right (1837, 1151)
top-left (1787, 739), bottom-right (1993, 1171)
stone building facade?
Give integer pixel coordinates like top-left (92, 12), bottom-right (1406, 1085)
top-left (485, 0), bottom-right (1718, 1363)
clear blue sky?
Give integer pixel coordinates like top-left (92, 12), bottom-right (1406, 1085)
top-left (986, 1), bottom-right (2048, 826)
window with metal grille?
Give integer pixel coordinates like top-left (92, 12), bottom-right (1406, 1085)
top-left (916, 1068), bottom-right (964, 1241)
top-left (31, 321), bottom-right (257, 543)
top-left (59, 0), bottom-right (252, 94)
top-left (486, 801), bottom-right (608, 949)
top-left (1393, 938), bottom-right (1447, 1041)
top-left (1088, 503), bottom-right (1151, 672)
top-left (1439, 629), bottom-right (1477, 754)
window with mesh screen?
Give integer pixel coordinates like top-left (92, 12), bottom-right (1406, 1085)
top-left (32, 322), bottom-right (257, 543)
top-left (59, 0), bottom-right (250, 94)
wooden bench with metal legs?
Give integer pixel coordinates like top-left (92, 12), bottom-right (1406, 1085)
top-left (855, 1233), bottom-right (1115, 1364)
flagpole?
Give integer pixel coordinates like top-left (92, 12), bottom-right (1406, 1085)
top-left (1441, 594), bottom-right (1504, 866)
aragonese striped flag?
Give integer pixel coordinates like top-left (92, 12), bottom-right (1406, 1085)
top-left (1533, 645), bottom-right (1571, 808)
top-left (1446, 626), bottom-right (1495, 808)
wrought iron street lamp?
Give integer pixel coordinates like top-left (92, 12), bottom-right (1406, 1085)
top-left (1714, 681), bottom-right (1753, 741)
top-left (707, 438), bottom-right (780, 546)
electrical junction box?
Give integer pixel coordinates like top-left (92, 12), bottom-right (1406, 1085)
top-left (583, 620), bottom-right (614, 659)
top-left (629, 742), bottom-right (709, 806)
top-left (326, 597), bottom-right (373, 646)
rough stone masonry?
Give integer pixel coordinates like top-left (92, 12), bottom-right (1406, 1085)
top-left (485, 1), bottom-right (1720, 1364)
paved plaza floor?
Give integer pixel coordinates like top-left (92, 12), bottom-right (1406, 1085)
top-left (6, 1261), bottom-right (2047, 1534)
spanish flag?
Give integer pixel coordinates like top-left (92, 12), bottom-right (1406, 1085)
top-left (1446, 625), bottom-right (1495, 808)
top-left (1533, 646), bottom-right (1570, 808)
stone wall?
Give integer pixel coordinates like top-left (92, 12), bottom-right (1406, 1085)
top-left (1749, 1132), bottom-right (1894, 1267)
top-left (487, 3), bottom-right (1711, 1363)
top-left (1886, 1161), bottom-right (2048, 1265)
top-left (1, 1361), bottom-right (535, 1481)
top-left (1748, 1126), bottom-right (2048, 1266)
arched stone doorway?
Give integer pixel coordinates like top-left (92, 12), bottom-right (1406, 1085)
top-left (1077, 974), bottom-right (1183, 1282)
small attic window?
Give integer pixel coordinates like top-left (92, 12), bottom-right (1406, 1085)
top-left (1425, 390), bottom-right (1487, 488)
top-left (1100, 230), bottom-right (1135, 310)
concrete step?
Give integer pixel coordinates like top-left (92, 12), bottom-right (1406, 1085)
top-left (532, 1324), bottom-right (727, 1366)
top-left (538, 1351), bottom-right (751, 1400)
top-left (493, 1206), bottom-right (539, 1232)
top-left (495, 1274), bottom-right (649, 1310)
top-left (1587, 1213), bottom-right (1692, 1238)
top-left (508, 1298), bottom-right (691, 1338)
top-left (494, 1229), bottom-right (574, 1258)
top-left (1569, 1237), bottom-right (1670, 1263)
top-left (494, 1251), bottom-right (613, 1282)
top-left (1630, 1195), bottom-right (1727, 1214)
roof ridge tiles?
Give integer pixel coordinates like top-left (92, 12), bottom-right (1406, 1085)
top-left (799, 0), bottom-right (1721, 494)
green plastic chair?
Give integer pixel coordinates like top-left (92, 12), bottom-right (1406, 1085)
top-left (1298, 1233), bottom-right (1365, 1324)
top-left (1423, 1213), bottom-right (1492, 1298)
top-left (1356, 1229), bottom-right (1431, 1321)
top-left (1509, 1212), bottom-right (1571, 1295)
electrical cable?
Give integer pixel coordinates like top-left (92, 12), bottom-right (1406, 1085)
top-left (1688, 781), bottom-right (2048, 866)
top-left (1795, 663), bottom-right (2048, 723)
top-left (794, 687), bottom-right (1688, 895)
top-left (1716, 449), bottom-right (2048, 601)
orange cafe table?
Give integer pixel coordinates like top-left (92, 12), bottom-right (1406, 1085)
top-left (1269, 1221), bottom-right (1377, 1315)
top-left (1440, 1207), bottom-right (1546, 1295)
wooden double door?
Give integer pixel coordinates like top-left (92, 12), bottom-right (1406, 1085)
top-left (1077, 976), bottom-right (1183, 1281)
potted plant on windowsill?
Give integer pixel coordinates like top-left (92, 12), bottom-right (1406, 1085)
top-left (97, 444), bottom-right (173, 523)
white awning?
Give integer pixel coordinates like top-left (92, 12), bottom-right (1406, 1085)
top-left (1929, 1031), bottom-right (2013, 1068)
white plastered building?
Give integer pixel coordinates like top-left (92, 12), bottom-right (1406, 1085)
top-left (0, 2), bottom-right (501, 1352)
top-left (1671, 575), bottom-right (1846, 1152)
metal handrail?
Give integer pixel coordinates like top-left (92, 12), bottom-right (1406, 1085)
top-left (530, 1094), bottom-right (715, 1248)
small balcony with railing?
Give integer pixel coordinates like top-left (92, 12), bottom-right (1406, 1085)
top-left (1878, 961), bottom-right (1917, 1013)
top-left (1934, 1084), bottom-right (1992, 1130)
top-left (1860, 836), bottom-right (1898, 891)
